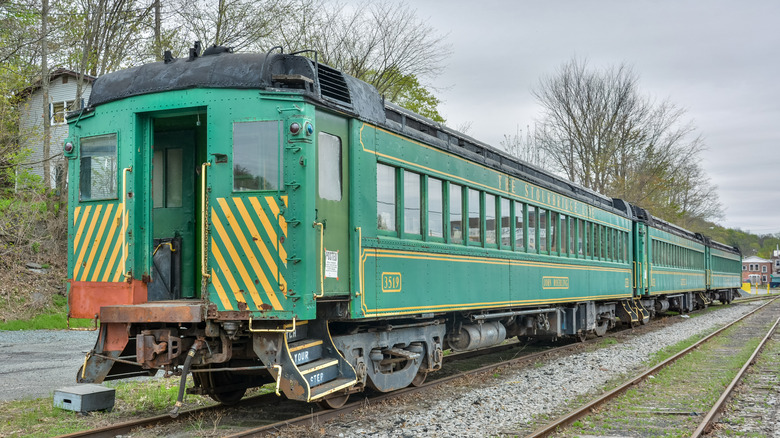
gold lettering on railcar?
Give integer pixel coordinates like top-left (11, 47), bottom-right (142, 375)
top-left (681, 278), bottom-right (687, 286)
top-left (497, 175), bottom-right (598, 220)
top-left (381, 272), bottom-right (402, 293)
top-left (542, 276), bottom-right (570, 290)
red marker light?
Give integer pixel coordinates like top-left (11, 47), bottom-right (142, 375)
top-left (290, 122), bottom-right (301, 135)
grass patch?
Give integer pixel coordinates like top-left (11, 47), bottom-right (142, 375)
top-left (0, 377), bottom-right (213, 437)
top-left (0, 295), bottom-right (93, 330)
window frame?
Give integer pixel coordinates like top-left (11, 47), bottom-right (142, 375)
top-left (79, 132), bottom-right (119, 202)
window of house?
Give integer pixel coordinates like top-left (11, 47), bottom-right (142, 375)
top-left (763, 275), bottom-right (767, 282)
top-left (763, 265), bottom-right (768, 273)
top-left (428, 177), bottom-right (443, 238)
top-left (80, 133), bottom-right (117, 201)
top-left (404, 171), bottom-right (421, 235)
top-left (468, 189), bottom-right (481, 244)
top-left (50, 100), bottom-right (76, 125)
top-left (376, 163), bottom-right (396, 231)
top-left (500, 198), bottom-right (511, 248)
top-left (449, 183), bottom-right (463, 243)
top-left (233, 121), bottom-right (281, 191)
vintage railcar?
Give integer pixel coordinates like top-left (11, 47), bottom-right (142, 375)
top-left (65, 45), bottom-right (741, 409)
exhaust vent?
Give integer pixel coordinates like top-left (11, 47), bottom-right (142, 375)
top-left (317, 63), bottom-right (351, 106)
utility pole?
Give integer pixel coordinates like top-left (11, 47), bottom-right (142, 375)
top-left (41, 0), bottom-right (51, 190)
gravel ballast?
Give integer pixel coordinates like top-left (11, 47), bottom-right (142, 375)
top-left (323, 302), bottom-right (764, 437)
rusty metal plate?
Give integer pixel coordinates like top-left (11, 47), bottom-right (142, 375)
top-left (100, 301), bottom-right (203, 323)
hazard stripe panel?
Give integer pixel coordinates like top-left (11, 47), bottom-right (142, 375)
top-left (210, 196), bottom-right (288, 312)
top-left (71, 202), bottom-right (125, 282)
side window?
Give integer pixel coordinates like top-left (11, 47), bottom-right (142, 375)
top-left (449, 183), bottom-right (463, 243)
top-left (500, 198), bottom-right (511, 248)
top-left (233, 121), bottom-right (281, 191)
top-left (569, 217), bottom-right (576, 255)
top-left (539, 208), bottom-right (547, 252)
top-left (550, 212), bottom-right (559, 254)
top-left (468, 188), bottom-right (481, 244)
top-left (578, 219), bottom-right (584, 256)
top-left (376, 163), bottom-right (396, 231)
top-left (404, 171), bottom-right (421, 235)
top-left (428, 177), bottom-right (444, 238)
top-left (514, 201), bottom-right (525, 251)
top-left (485, 193), bottom-right (496, 245)
top-left (153, 148), bottom-right (183, 208)
top-left (528, 205), bottom-right (537, 251)
top-left (318, 132), bottom-right (342, 201)
top-left (80, 133), bottom-right (117, 201)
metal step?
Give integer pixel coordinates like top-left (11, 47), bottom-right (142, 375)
top-left (285, 320), bottom-right (309, 343)
top-left (287, 339), bottom-right (323, 365)
top-left (298, 358), bottom-right (339, 388)
top-left (309, 377), bottom-right (356, 401)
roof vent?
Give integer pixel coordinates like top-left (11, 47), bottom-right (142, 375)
top-left (317, 63), bottom-right (351, 106)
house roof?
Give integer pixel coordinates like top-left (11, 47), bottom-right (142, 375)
top-left (743, 255), bottom-right (770, 263)
top-left (18, 68), bottom-right (96, 97)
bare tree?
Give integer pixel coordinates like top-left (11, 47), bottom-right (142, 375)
top-left (272, 1), bottom-right (450, 99)
top-left (532, 57), bottom-right (722, 224)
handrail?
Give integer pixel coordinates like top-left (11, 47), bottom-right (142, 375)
top-left (201, 162), bottom-right (211, 278)
top-left (248, 317), bottom-right (296, 333)
top-left (122, 166), bottom-right (132, 280)
top-left (313, 221), bottom-right (324, 298)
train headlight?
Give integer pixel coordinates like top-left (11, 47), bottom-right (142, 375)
top-left (289, 122), bottom-right (301, 135)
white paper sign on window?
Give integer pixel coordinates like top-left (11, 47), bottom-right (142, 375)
top-left (325, 250), bottom-right (339, 278)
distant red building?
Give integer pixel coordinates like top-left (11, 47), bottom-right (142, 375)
top-left (742, 256), bottom-right (772, 285)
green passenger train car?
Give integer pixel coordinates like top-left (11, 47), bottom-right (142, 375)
top-left (65, 46), bottom-right (741, 409)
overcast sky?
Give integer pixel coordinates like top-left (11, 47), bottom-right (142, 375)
top-left (409, 0), bottom-right (780, 235)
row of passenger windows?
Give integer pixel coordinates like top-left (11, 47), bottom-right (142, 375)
top-left (651, 240), bottom-right (705, 270)
top-left (377, 163), bottom-right (630, 262)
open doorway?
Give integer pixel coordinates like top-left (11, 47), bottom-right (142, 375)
top-left (149, 113), bottom-right (205, 300)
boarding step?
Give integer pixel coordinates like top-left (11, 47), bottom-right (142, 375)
top-left (298, 358), bottom-right (340, 388)
top-left (309, 377), bottom-right (356, 401)
top-left (288, 338), bottom-right (323, 365)
top-left (285, 320), bottom-right (309, 343)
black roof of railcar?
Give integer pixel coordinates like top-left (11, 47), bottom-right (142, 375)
top-left (86, 48), bottom-right (631, 218)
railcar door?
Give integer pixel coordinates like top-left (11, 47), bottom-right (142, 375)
top-left (632, 222), bottom-right (649, 296)
top-left (313, 112), bottom-right (350, 296)
top-left (150, 128), bottom-right (198, 300)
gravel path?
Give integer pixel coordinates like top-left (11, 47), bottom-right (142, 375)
top-left (322, 302), bottom-right (765, 437)
top-left (0, 330), bottom-right (98, 401)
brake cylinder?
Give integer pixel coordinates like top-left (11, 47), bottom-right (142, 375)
top-left (449, 321), bottom-right (507, 351)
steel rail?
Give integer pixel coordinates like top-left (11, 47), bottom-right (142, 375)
top-left (691, 315), bottom-right (780, 437)
top-left (524, 297), bottom-right (779, 438)
top-left (221, 341), bottom-right (582, 438)
top-left (54, 301), bottom-right (741, 438)
top-left (51, 336), bottom-right (551, 438)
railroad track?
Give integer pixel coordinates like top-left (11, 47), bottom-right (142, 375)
top-left (525, 297), bottom-right (780, 438)
top-left (54, 300), bottom-right (758, 438)
top-left (53, 332), bottom-right (589, 437)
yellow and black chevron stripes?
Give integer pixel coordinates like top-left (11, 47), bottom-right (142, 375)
top-left (71, 203), bottom-right (125, 282)
top-left (210, 196), bottom-right (288, 312)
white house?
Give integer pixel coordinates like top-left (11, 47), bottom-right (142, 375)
top-left (17, 68), bottom-right (95, 189)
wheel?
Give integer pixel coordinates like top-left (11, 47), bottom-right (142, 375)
top-left (193, 370), bottom-right (248, 406)
top-left (594, 321), bottom-right (609, 337)
top-left (411, 372), bottom-right (428, 387)
top-left (317, 393), bottom-right (350, 409)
